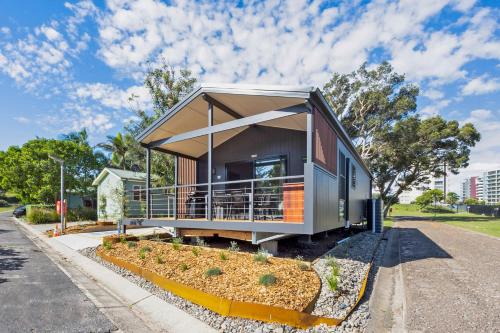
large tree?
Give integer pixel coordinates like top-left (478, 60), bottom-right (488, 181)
top-left (0, 132), bottom-right (107, 204)
top-left (324, 63), bottom-right (480, 216)
top-left (323, 62), bottom-right (419, 161)
top-left (97, 132), bottom-right (137, 170)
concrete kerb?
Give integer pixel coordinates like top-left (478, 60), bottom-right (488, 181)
top-left (14, 218), bottom-right (216, 333)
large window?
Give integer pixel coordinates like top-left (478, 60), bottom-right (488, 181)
top-left (255, 156), bottom-right (286, 179)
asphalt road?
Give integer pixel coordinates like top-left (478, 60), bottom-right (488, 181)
top-left (0, 211), bottom-right (116, 332)
top-left (394, 219), bottom-right (500, 332)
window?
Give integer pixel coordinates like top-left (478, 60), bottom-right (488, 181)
top-left (254, 156), bottom-right (286, 179)
top-left (133, 185), bottom-right (146, 201)
top-left (351, 164), bottom-right (357, 189)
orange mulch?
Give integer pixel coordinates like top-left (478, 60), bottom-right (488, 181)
top-left (97, 240), bottom-right (321, 311)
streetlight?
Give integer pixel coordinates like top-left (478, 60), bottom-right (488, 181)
top-left (49, 154), bottom-right (65, 232)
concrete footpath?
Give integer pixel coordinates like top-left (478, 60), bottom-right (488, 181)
top-left (14, 217), bottom-right (217, 333)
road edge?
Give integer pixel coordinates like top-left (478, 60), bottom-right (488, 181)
top-left (14, 217), bottom-right (217, 333)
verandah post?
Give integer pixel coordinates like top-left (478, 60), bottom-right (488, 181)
top-left (174, 155), bottom-right (178, 219)
top-left (207, 102), bottom-right (213, 220)
top-left (146, 147), bottom-right (151, 219)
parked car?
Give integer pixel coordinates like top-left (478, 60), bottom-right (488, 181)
top-left (13, 206), bottom-right (26, 218)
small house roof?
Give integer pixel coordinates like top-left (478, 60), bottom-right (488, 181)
top-left (92, 167), bottom-right (146, 186)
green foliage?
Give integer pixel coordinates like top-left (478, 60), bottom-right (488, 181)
top-left (127, 241), bottom-right (137, 249)
top-left (119, 235), bottom-right (127, 244)
top-left (253, 249), bottom-right (270, 264)
top-left (205, 267), bottom-right (222, 277)
top-left (191, 247), bottom-right (201, 257)
top-left (258, 273), bottom-right (277, 286)
top-left (139, 251), bottom-right (146, 260)
top-left (180, 263), bottom-right (189, 271)
top-left (138, 235), bottom-right (147, 241)
top-left (103, 240), bottom-right (113, 251)
top-left (140, 246), bottom-right (152, 253)
top-left (323, 63), bottom-right (480, 217)
top-left (97, 132), bottom-right (136, 170)
top-left (66, 207), bottom-right (97, 222)
top-left (228, 241), bottom-right (240, 252)
top-left (325, 256), bottom-right (340, 291)
top-left (98, 194), bottom-right (107, 220)
top-left (326, 273), bottom-right (338, 291)
top-left (0, 199), bottom-right (9, 207)
top-left (27, 208), bottom-right (59, 224)
top-left (156, 255), bottom-right (164, 264)
top-left (464, 197), bottom-right (480, 205)
top-left (172, 237), bottom-right (183, 250)
top-left (416, 189), bottom-right (444, 210)
top-left (0, 130), bottom-right (107, 204)
top-left (295, 255), bottom-right (310, 271)
top-left (219, 252), bottom-right (228, 261)
top-left (195, 237), bottom-right (208, 247)
top-left (446, 192), bottom-right (460, 205)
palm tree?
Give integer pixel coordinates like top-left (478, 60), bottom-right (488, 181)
top-left (98, 132), bottom-right (135, 170)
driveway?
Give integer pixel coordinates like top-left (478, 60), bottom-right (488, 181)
top-left (373, 218), bottom-right (500, 332)
top-left (0, 211), bottom-right (116, 332)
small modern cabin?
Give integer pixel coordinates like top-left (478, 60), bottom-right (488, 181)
top-left (124, 84), bottom-right (372, 243)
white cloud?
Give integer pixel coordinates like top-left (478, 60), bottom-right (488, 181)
top-left (423, 89), bottom-right (445, 100)
top-left (420, 99), bottom-right (451, 117)
top-left (13, 116), bottom-right (30, 124)
top-left (0, 27), bottom-right (10, 35)
top-left (73, 83), bottom-right (151, 110)
top-left (462, 75), bottom-right (500, 95)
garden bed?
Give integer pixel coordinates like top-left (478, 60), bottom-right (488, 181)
top-left (46, 223), bottom-right (144, 237)
top-left (96, 240), bottom-right (321, 312)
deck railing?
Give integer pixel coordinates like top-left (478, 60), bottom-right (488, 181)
top-left (123, 175), bottom-right (304, 223)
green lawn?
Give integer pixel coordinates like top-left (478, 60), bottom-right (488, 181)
top-left (389, 203), bottom-right (500, 238)
top-left (0, 206), bottom-right (15, 213)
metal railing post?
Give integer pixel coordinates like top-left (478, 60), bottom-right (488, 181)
top-left (250, 180), bottom-right (254, 222)
top-left (146, 147), bottom-right (151, 219)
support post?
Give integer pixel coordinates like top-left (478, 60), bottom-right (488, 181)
top-left (207, 102), bottom-right (213, 221)
top-left (174, 155), bottom-right (178, 219)
top-left (306, 111), bottom-right (313, 163)
top-left (146, 147), bottom-right (151, 219)
top-left (250, 180), bottom-right (254, 221)
top-left (60, 162), bottom-right (65, 232)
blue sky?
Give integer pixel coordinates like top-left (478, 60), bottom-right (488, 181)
top-left (0, 0), bottom-right (499, 191)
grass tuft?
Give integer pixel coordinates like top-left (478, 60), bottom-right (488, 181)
top-left (156, 255), bottom-right (164, 264)
top-left (219, 251), bottom-right (228, 261)
top-left (191, 247), bottom-right (201, 256)
top-left (205, 267), bottom-right (222, 277)
top-left (228, 241), bottom-right (240, 252)
top-left (253, 249), bottom-right (270, 264)
top-left (103, 240), bottom-right (112, 250)
top-left (259, 273), bottom-right (277, 286)
top-left (127, 241), bottom-right (137, 249)
top-left (172, 237), bottom-right (183, 250)
top-left (180, 263), bottom-right (189, 271)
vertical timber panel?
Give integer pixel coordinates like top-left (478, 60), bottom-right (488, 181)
top-left (313, 107), bottom-right (337, 175)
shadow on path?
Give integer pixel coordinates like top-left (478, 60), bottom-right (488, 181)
top-left (0, 247), bottom-right (28, 284)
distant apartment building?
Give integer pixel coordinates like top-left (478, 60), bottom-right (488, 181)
top-left (461, 169), bottom-right (500, 204)
top-left (461, 176), bottom-right (478, 201)
top-left (399, 176), bottom-right (445, 204)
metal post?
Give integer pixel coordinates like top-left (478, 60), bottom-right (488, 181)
top-left (250, 180), bottom-right (254, 221)
top-left (146, 148), bottom-right (151, 219)
top-left (207, 102), bottom-right (213, 221)
top-left (174, 155), bottom-right (178, 219)
top-left (60, 162), bottom-right (65, 232)
top-left (306, 111), bottom-right (313, 163)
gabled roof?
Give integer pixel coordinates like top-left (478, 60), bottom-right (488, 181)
top-left (135, 83), bottom-right (372, 178)
top-left (92, 167), bottom-right (146, 186)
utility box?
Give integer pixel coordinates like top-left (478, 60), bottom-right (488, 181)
top-left (367, 199), bottom-right (383, 233)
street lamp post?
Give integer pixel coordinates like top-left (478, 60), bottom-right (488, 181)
top-left (49, 154), bottom-right (65, 232)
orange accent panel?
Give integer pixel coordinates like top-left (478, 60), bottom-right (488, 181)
top-left (283, 182), bottom-right (304, 222)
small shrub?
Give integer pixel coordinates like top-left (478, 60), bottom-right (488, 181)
top-left (66, 207), bottom-right (97, 222)
top-left (140, 246), bottom-right (152, 253)
top-left (0, 199), bottom-right (9, 207)
top-left (295, 255), bottom-right (311, 271)
top-left (180, 263), bottom-right (189, 271)
top-left (205, 267), bottom-right (222, 277)
top-left (27, 208), bottom-right (59, 224)
top-left (172, 237), bottom-right (183, 250)
top-left (228, 241), bottom-right (240, 252)
top-left (139, 251), bottom-right (146, 260)
top-left (219, 251), bottom-right (228, 261)
top-left (119, 235), bottom-right (127, 244)
top-left (139, 246), bottom-right (151, 259)
top-left (191, 247), bottom-right (201, 257)
top-left (127, 241), bottom-right (137, 248)
top-left (156, 255), bottom-right (164, 264)
top-left (326, 273), bottom-right (338, 291)
top-left (103, 240), bottom-right (112, 250)
top-left (138, 235), bottom-right (147, 241)
top-left (253, 249), bottom-right (270, 264)
top-left (195, 237), bottom-right (208, 247)
top-left (259, 273), bottom-right (277, 286)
